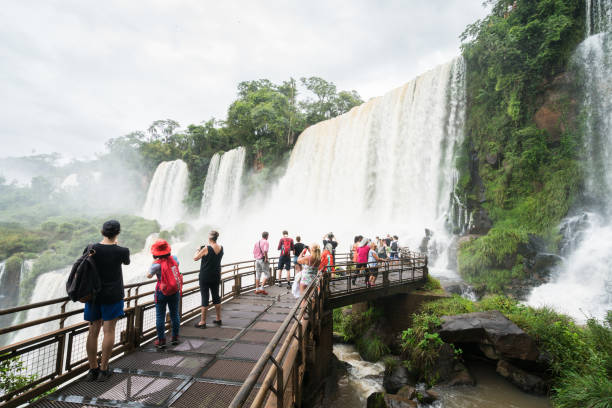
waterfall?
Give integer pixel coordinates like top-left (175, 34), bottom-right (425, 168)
top-left (141, 160), bottom-right (189, 229)
top-left (199, 147), bottom-right (246, 222)
top-left (200, 153), bottom-right (221, 217)
top-left (264, 58), bottom-right (466, 254)
top-left (528, 2), bottom-right (612, 321)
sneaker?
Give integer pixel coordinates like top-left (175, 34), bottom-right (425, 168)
top-left (154, 338), bottom-right (166, 349)
top-left (286, 281), bottom-right (292, 289)
top-left (260, 289), bottom-right (269, 295)
top-left (254, 289), bottom-right (261, 294)
top-left (213, 320), bottom-right (222, 326)
top-left (96, 369), bottom-right (112, 382)
top-left (85, 367), bottom-right (99, 382)
top-left (171, 336), bottom-right (179, 345)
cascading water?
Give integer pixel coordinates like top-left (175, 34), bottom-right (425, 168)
top-left (141, 159), bottom-right (189, 229)
top-left (199, 147), bottom-right (246, 223)
top-left (200, 153), bottom-right (221, 217)
top-left (248, 59), bottom-right (466, 254)
top-left (528, 1), bottom-right (612, 321)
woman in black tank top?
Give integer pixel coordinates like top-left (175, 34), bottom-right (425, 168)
top-left (193, 230), bottom-right (223, 328)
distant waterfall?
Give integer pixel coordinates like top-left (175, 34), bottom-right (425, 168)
top-left (141, 160), bottom-right (189, 229)
top-left (268, 58), bottom-right (466, 252)
top-left (528, 1), bottom-right (612, 321)
top-left (199, 147), bottom-right (246, 222)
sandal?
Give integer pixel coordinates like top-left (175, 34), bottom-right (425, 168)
top-left (194, 322), bottom-right (207, 329)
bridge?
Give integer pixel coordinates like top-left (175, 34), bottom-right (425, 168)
top-left (0, 251), bottom-right (427, 408)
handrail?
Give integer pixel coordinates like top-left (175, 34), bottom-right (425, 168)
top-left (0, 249), bottom-right (425, 408)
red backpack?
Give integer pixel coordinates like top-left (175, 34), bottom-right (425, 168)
top-left (280, 237), bottom-right (293, 256)
top-left (156, 257), bottom-right (183, 296)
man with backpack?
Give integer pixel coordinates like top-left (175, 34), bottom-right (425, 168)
top-left (83, 220), bottom-right (130, 382)
top-left (147, 239), bottom-right (182, 348)
top-left (277, 230), bottom-right (294, 288)
top-left (390, 235), bottom-right (400, 260)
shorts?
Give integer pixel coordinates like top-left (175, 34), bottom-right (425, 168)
top-left (84, 300), bottom-right (124, 322)
top-left (277, 255), bottom-right (291, 271)
top-left (292, 256), bottom-right (298, 265)
top-left (255, 259), bottom-right (270, 280)
top-left (200, 282), bottom-right (221, 306)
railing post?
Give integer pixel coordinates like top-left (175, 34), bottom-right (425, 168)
top-left (133, 305), bottom-right (144, 349)
top-left (276, 362), bottom-right (284, 408)
top-left (55, 333), bottom-right (66, 378)
top-left (233, 274), bottom-right (241, 297)
top-left (59, 300), bottom-right (68, 329)
top-left (383, 263), bottom-right (389, 287)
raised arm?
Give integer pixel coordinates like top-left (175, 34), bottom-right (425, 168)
top-left (193, 246), bottom-right (208, 261)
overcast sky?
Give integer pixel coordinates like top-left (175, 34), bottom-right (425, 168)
top-left (0, 1), bottom-right (489, 159)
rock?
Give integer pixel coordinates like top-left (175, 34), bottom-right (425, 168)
top-left (447, 366), bottom-right (475, 386)
top-left (383, 364), bottom-right (410, 393)
top-left (396, 385), bottom-right (416, 399)
top-left (384, 394), bottom-right (418, 408)
top-left (419, 389), bottom-right (440, 404)
top-left (479, 343), bottom-right (501, 360)
top-left (434, 343), bottom-right (455, 381)
top-left (367, 392), bottom-right (387, 408)
top-left (496, 360), bottom-right (548, 395)
top-left (438, 311), bottom-right (540, 361)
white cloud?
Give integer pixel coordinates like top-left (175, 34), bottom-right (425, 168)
top-left (0, 0), bottom-right (489, 158)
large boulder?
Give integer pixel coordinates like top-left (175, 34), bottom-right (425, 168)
top-left (367, 392), bottom-right (386, 408)
top-left (496, 360), bottom-right (548, 395)
top-left (383, 364), bottom-right (410, 394)
top-left (438, 311), bottom-right (540, 361)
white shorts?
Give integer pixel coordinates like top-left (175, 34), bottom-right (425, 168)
top-left (255, 259), bottom-right (270, 280)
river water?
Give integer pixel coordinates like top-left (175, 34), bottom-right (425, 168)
top-left (329, 344), bottom-right (551, 408)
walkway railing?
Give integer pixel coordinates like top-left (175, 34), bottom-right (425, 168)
top-left (0, 250), bottom-right (425, 408)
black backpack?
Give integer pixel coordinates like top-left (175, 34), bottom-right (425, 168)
top-left (66, 244), bottom-right (101, 303)
top-left (391, 241), bottom-right (398, 252)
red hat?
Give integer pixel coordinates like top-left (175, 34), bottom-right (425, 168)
top-left (151, 239), bottom-right (171, 256)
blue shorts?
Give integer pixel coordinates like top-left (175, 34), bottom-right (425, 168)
top-left (84, 300), bottom-right (125, 322)
top-left (277, 255), bottom-right (291, 271)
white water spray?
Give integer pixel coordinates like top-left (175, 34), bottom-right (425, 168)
top-left (528, 2), bottom-right (612, 321)
top-left (141, 160), bottom-right (189, 229)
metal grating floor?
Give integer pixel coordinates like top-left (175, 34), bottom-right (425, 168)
top-left (222, 342), bottom-right (268, 360)
top-left (251, 321), bottom-right (282, 331)
top-left (171, 381), bottom-right (256, 408)
top-left (38, 284), bottom-right (296, 408)
top-left (56, 373), bottom-right (184, 405)
top-left (112, 351), bottom-right (211, 376)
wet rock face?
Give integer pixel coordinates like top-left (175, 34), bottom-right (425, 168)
top-left (437, 311), bottom-right (540, 361)
top-left (496, 360), bottom-right (548, 395)
top-left (383, 364), bottom-right (411, 394)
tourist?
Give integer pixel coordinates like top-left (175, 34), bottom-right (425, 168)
top-left (390, 235), bottom-right (399, 260)
top-left (322, 233), bottom-right (338, 266)
top-left (84, 220), bottom-right (130, 382)
top-left (298, 243), bottom-right (321, 296)
top-left (357, 238), bottom-right (371, 285)
top-left (320, 243), bottom-right (334, 275)
top-left (293, 236), bottom-right (305, 274)
top-left (253, 231), bottom-right (270, 295)
top-left (377, 238), bottom-right (388, 260)
top-left (384, 234), bottom-right (392, 247)
top-left (147, 239), bottom-right (181, 348)
top-left (368, 241), bottom-right (386, 287)
top-left (277, 230), bottom-right (294, 288)
top-left (193, 230), bottom-right (224, 328)
top-left (351, 235), bottom-right (362, 284)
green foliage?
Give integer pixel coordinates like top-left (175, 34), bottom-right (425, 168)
top-left (456, 0), bottom-right (585, 293)
top-left (458, 227), bottom-right (528, 291)
top-left (356, 333), bottom-right (389, 362)
top-left (421, 275), bottom-right (443, 292)
top-left (0, 354), bottom-right (37, 394)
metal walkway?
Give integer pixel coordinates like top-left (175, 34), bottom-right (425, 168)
top-left (32, 285), bottom-right (295, 408)
top-left (1, 251), bottom-right (428, 408)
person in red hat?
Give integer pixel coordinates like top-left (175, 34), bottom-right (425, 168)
top-left (147, 239), bottom-right (182, 348)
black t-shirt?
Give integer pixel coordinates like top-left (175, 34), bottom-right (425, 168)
top-left (294, 242), bottom-right (305, 257)
top-left (200, 245), bottom-right (224, 284)
top-left (88, 243), bottom-right (130, 304)
top-left (384, 238), bottom-right (392, 246)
